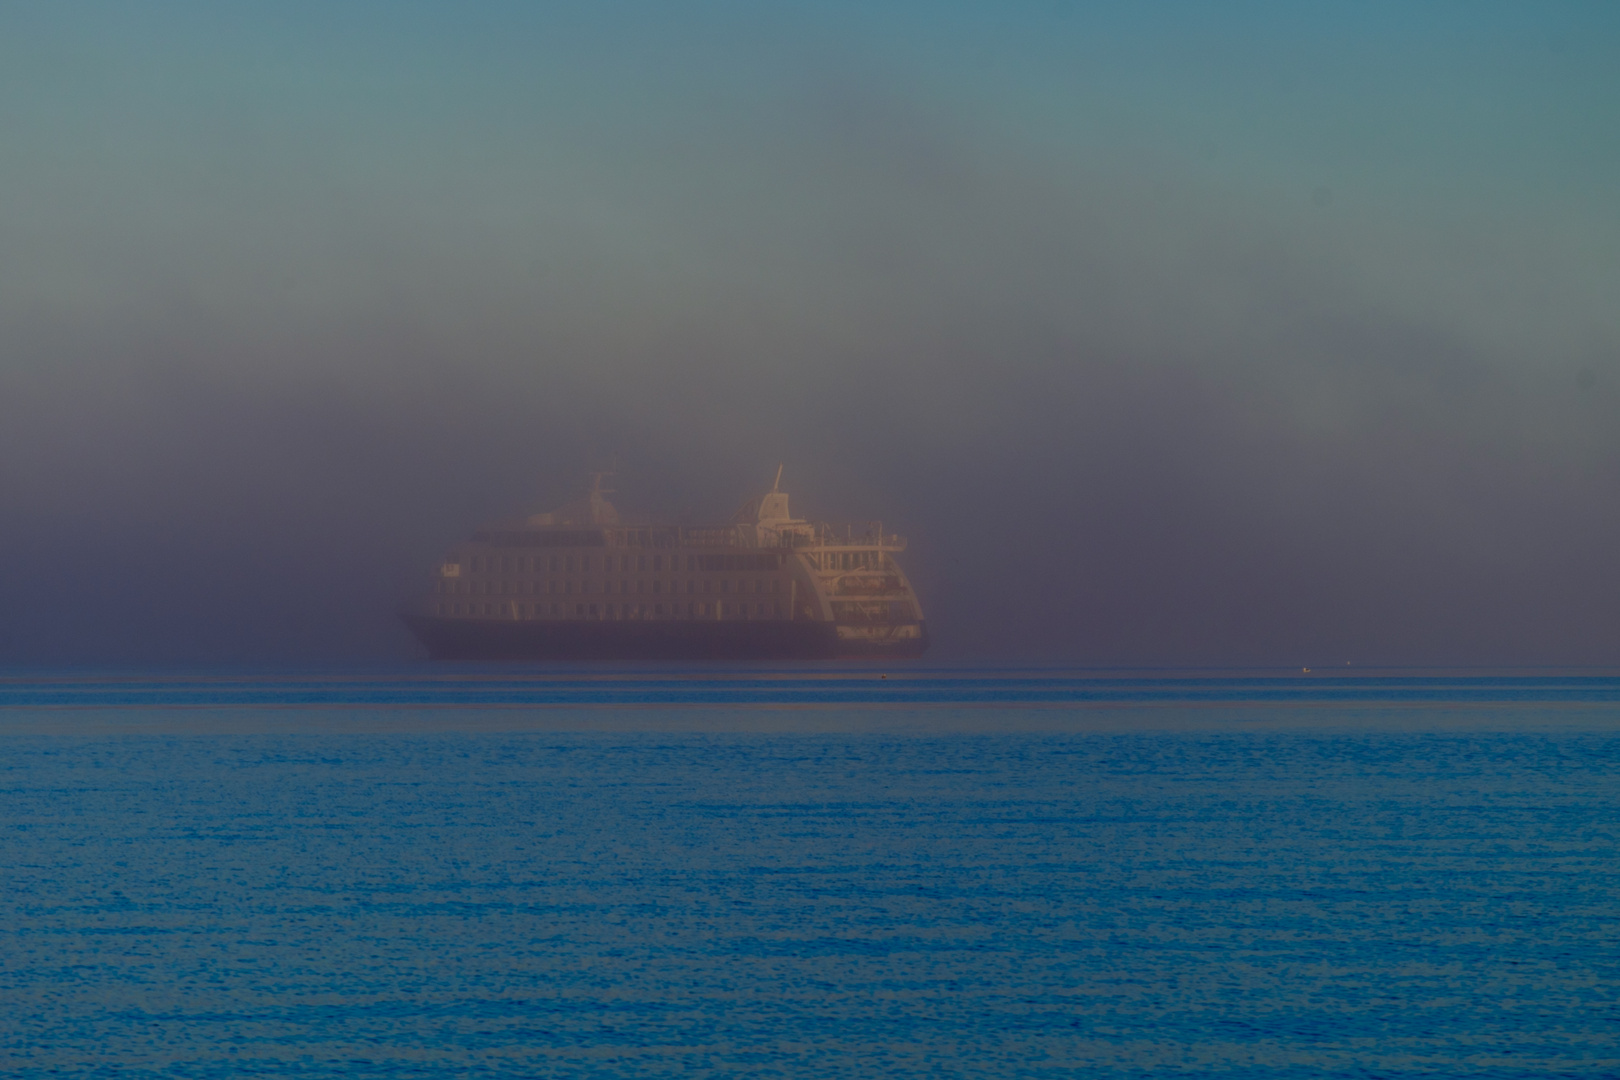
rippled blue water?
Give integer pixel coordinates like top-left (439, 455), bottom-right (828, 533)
top-left (2, 671), bottom-right (1617, 1077)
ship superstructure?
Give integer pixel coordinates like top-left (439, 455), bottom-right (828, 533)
top-left (401, 470), bottom-right (928, 659)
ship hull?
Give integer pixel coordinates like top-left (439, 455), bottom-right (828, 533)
top-left (401, 614), bottom-right (929, 661)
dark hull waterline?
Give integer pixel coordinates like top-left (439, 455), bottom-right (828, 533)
top-left (402, 613), bottom-right (929, 661)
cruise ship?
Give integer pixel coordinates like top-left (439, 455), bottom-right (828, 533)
top-left (401, 470), bottom-right (929, 660)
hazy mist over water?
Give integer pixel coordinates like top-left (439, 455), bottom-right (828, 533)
top-left (3, 2), bottom-right (1619, 664)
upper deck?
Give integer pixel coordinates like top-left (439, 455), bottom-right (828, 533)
top-left (467, 522), bottom-right (905, 553)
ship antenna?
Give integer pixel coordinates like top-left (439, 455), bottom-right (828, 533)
top-left (772, 463), bottom-right (783, 492)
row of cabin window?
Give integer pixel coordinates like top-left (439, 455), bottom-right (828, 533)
top-left (464, 554), bottom-right (663, 574)
top-left (467, 554), bottom-right (749, 574)
top-left (437, 601), bottom-right (782, 620)
top-left (438, 578), bottom-right (785, 597)
top-left (462, 553), bottom-right (878, 574)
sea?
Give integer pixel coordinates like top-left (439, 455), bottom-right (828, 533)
top-left (1, 668), bottom-right (1616, 1078)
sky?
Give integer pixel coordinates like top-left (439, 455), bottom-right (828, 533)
top-left (2, 1), bottom-right (1618, 665)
